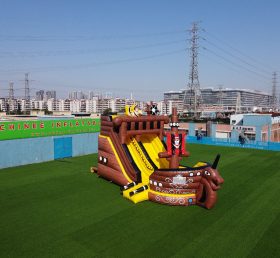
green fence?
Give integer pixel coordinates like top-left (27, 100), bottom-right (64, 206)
top-left (0, 118), bottom-right (100, 141)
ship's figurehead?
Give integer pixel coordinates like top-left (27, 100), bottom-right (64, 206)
top-left (197, 154), bottom-right (224, 209)
top-left (202, 167), bottom-right (224, 191)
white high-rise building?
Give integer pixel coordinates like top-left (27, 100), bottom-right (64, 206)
top-left (19, 99), bottom-right (28, 112)
top-left (108, 98), bottom-right (126, 113)
top-left (0, 98), bottom-right (7, 112)
top-left (157, 100), bottom-right (184, 115)
top-left (70, 100), bottom-right (81, 112)
top-left (61, 99), bottom-right (71, 111)
top-left (33, 100), bottom-right (46, 110)
top-left (86, 97), bottom-right (98, 113)
top-left (46, 98), bottom-right (59, 111)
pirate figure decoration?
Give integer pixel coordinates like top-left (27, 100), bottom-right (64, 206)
top-left (173, 135), bottom-right (181, 151)
top-left (159, 107), bottom-right (190, 169)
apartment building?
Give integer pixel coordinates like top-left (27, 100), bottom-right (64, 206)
top-left (0, 96), bottom-right (144, 114)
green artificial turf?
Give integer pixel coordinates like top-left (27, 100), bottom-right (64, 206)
top-left (0, 144), bottom-right (279, 258)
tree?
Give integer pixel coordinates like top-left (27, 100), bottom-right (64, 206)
top-left (44, 107), bottom-right (53, 115)
top-left (102, 108), bottom-right (112, 116)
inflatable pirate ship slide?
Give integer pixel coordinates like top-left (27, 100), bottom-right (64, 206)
top-left (95, 105), bottom-right (224, 209)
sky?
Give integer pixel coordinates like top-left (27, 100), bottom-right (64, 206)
top-left (0, 0), bottom-right (279, 100)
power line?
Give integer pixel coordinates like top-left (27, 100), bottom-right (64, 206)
top-left (202, 29), bottom-right (276, 72)
top-left (0, 29), bottom-right (186, 42)
top-left (201, 46), bottom-right (271, 81)
top-left (202, 37), bottom-right (272, 76)
top-left (199, 51), bottom-right (269, 85)
top-left (0, 48), bottom-right (186, 74)
top-left (0, 39), bottom-right (187, 58)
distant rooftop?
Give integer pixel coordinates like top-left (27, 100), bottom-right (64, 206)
top-left (164, 87), bottom-right (271, 95)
